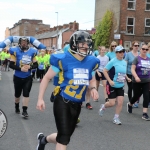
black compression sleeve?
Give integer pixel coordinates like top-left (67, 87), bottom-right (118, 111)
top-left (30, 62), bottom-right (38, 69)
top-left (9, 61), bottom-right (21, 71)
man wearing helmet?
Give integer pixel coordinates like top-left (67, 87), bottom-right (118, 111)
top-left (36, 31), bottom-right (100, 150)
top-left (9, 37), bottom-right (38, 118)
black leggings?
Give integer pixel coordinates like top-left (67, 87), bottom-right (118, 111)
top-left (126, 74), bottom-right (142, 102)
top-left (126, 74), bottom-right (133, 102)
top-left (130, 82), bottom-right (149, 108)
top-left (53, 94), bottom-right (81, 145)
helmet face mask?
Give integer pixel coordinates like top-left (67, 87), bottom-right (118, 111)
top-left (70, 31), bottom-right (93, 57)
top-left (18, 37), bottom-right (29, 51)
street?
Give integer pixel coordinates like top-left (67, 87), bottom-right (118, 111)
top-left (0, 70), bottom-right (150, 150)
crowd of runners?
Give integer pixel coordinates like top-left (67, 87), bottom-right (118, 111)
top-left (0, 31), bottom-right (150, 150)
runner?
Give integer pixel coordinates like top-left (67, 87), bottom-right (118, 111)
top-left (99, 45), bottom-right (131, 125)
top-left (125, 41), bottom-right (140, 108)
top-left (106, 41), bottom-right (118, 60)
top-left (127, 44), bottom-right (150, 121)
top-left (96, 46), bottom-right (109, 102)
top-left (36, 31), bottom-right (99, 150)
top-left (9, 37), bottom-right (38, 118)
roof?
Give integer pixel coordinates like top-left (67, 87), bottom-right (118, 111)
top-left (35, 27), bottom-right (70, 39)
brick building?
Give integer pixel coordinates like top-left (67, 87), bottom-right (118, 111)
top-left (95, 0), bottom-right (150, 50)
top-left (6, 19), bottom-right (50, 37)
top-left (35, 21), bottom-right (79, 49)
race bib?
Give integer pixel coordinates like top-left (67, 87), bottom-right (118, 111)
top-left (38, 63), bottom-right (44, 70)
top-left (141, 60), bottom-right (150, 68)
top-left (21, 55), bottom-right (32, 65)
top-left (73, 68), bottom-right (89, 85)
top-left (116, 73), bottom-right (126, 83)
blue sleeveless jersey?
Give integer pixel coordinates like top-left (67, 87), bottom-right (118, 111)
top-left (50, 51), bottom-right (99, 103)
top-left (9, 47), bottom-right (37, 78)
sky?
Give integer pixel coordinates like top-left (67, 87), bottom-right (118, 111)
top-left (0, 0), bottom-right (95, 41)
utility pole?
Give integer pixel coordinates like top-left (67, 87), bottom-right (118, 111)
top-left (55, 12), bottom-right (58, 49)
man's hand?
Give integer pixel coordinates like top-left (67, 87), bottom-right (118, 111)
top-left (21, 66), bottom-right (28, 72)
top-left (36, 99), bottom-right (45, 111)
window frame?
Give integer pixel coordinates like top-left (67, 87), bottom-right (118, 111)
top-left (145, 18), bottom-right (150, 35)
top-left (146, 0), bottom-right (150, 11)
top-left (127, 0), bottom-right (136, 10)
top-left (126, 17), bottom-right (135, 35)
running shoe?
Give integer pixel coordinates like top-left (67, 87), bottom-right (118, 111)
top-left (15, 108), bottom-right (20, 114)
top-left (22, 111), bottom-right (29, 118)
top-left (99, 104), bottom-right (105, 116)
top-left (86, 103), bottom-right (92, 109)
top-left (127, 103), bottom-right (132, 113)
top-left (113, 117), bottom-right (122, 125)
top-left (142, 113), bottom-right (150, 121)
top-left (36, 133), bottom-right (46, 150)
top-left (132, 102), bottom-right (138, 108)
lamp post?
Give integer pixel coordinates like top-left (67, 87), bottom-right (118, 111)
top-left (55, 12), bottom-right (58, 49)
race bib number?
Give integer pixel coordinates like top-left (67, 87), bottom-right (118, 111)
top-left (73, 68), bottom-right (89, 85)
top-left (116, 73), bottom-right (126, 83)
top-left (22, 55), bottom-right (32, 65)
top-left (0, 109), bottom-right (8, 138)
top-left (38, 63), bottom-right (44, 70)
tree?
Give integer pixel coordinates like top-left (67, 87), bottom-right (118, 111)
top-left (93, 10), bottom-right (113, 49)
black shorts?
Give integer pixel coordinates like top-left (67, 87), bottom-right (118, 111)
top-left (106, 84), bottom-right (124, 99)
top-left (13, 75), bottom-right (32, 98)
top-left (95, 71), bottom-right (106, 81)
top-left (54, 94), bottom-right (81, 145)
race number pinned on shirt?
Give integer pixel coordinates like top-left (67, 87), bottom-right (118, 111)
top-left (73, 68), bottom-right (89, 85)
top-left (0, 109), bottom-right (8, 138)
top-left (116, 73), bottom-right (126, 83)
top-left (21, 55), bottom-right (32, 65)
top-left (141, 60), bottom-right (150, 68)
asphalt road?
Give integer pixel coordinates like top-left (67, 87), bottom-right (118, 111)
top-left (0, 70), bottom-right (150, 150)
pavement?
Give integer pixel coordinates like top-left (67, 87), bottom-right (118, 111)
top-left (0, 70), bottom-right (150, 150)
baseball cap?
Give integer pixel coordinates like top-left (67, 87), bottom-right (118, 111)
top-left (115, 45), bottom-right (125, 52)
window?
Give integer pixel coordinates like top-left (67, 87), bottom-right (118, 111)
top-left (126, 18), bottom-right (135, 34)
top-left (145, 18), bottom-right (150, 35)
top-left (146, 0), bottom-right (150, 10)
top-left (128, 0), bottom-right (136, 10)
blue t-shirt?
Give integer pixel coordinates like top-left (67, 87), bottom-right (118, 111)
top-left (146, 53), bottom-right (150, 58)
top-left (63, 44), bottom-right (70, 52)
top-left (106, 51), bottom-right (116, 60)
top-left (105, 58), bottom-right (127, 88)
top-left (93, 50), bottom-right (99, 57)
top-left (125, 52), bottom-right (138, 75)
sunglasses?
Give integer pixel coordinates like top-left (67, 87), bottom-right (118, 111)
top-left (112, 45), bottom-right (117, 47)
top-left (142, 48), bottom-right (148, 51)
top-left (134, 45), bottom-right (139, 47)
top-left (116, 50), bottom-right (125, 53)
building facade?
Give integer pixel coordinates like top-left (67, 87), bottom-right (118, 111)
top-left (6, 19), bottom-right (50, 37)
top-left (35, 21), bottom-right (79, 49)
top-left (95, 0), bottom-right (150, 50)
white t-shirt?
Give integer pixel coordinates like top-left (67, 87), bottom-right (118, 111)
top-left (97, 55), bottom-right (109, 72)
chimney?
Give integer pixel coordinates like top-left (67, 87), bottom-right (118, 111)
top-left (69, 22), bottom-right (73, 29)
top-left (73, 21), bottom-right (79, 31)
top-left (63, 24), bottom-right (69, 29)
top-left (58, 25), bottom-right (63, 30)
